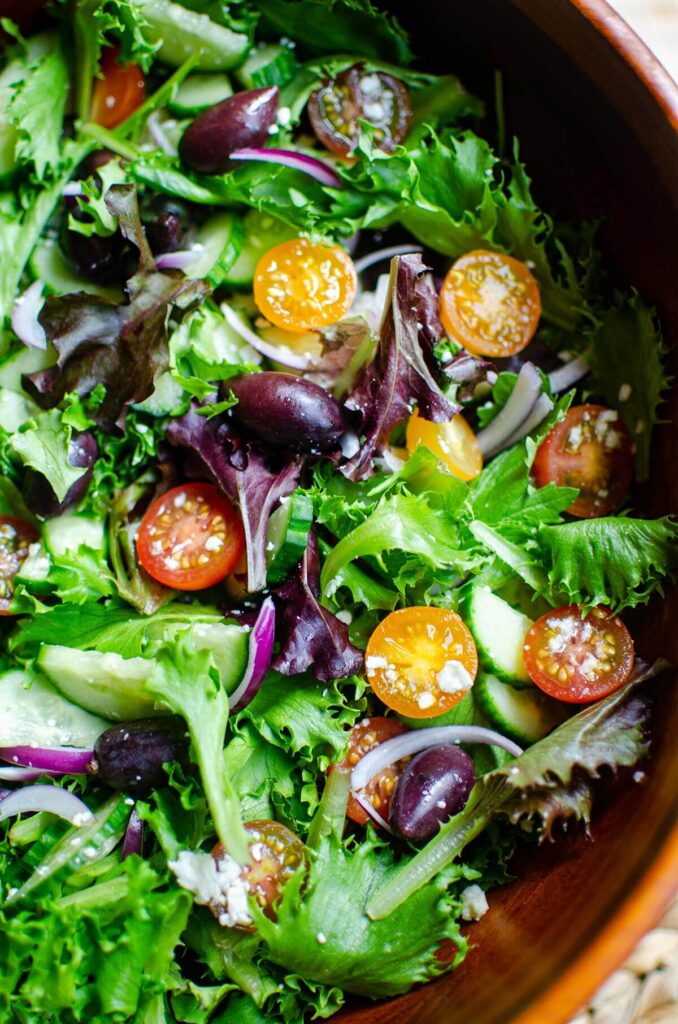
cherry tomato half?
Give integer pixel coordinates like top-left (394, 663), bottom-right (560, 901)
top-left (308, 64), bottom-right (412, 157)
top-left (440, 249), bottom-right (541, 358)
top-left (90, 47), bottom-right (145, 130)
top-left (406, 407), bottom-right (483, 481)
top-left (336, 717), bottom-right (408, 825)
top-left (254, 237), bottom-right (357, 333)
top-left (523, 605), bottom-right (635, 703)
top-left (212, 821), bottom-right (306, 927)
top-left (0, 517), bottom-right (39, 615)
top-left (532, 404), bottom-right (634, 518)
top-left (136, 483), bottom-right (245, 591)
top-left (365, 607), bottom-right (478, 719)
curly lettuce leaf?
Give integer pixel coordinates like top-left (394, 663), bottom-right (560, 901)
top-left (5, 31), bottom-right (69, 181)
top-left (6, 409), bottom-right (87, 504)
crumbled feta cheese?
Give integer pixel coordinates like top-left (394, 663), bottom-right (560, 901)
top-left (71, 811), bottom-right (93, 827)
top-left (365, 655), bottom-right (388, 673)
top-left (417, 691), bottom-right (436, 710)
top-left (316, 932), bottom-right (327, 944)
top-left (169, 850), bottom-right (252, 928)
top-left (436, 660), bottom-right (473, 695)
top-left (335, 609), bottom-right (353, 625)
top-left (277, 106), bottom-right (291, 126)
top-left (204, 534), bottom-right (224, 552)
top-left (173, 492), bottom-right (187, 508)
top-left (460, 884), bottom-right (489, 922)
top-left (618, 383), bottom-right (632, 402)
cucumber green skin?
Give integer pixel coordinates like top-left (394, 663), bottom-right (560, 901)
top-left (236, 45), bottom-right (298, 90)
top-left (138, 0), bottom-right (250, 71)
top-left (186, 212), bottom-right (245, 286)
top-left (266, 492), bottom-right (314, 585)
top-left (0, 669), bottom-right (109, 748)
top-left (15, 549), bottom-right (53, 595)
top-left (460, 587), bottom-right (532, 687)
top-left (223, 212), bottom-right (296, 288)
top-left (37, 646), bottom-right (162, 721)
top-left (475, 671), bottom-right (569, 746)
top-left (168, 72), bottom-right (233, 116)
top-left (43, 514), bottom-right (106, 557)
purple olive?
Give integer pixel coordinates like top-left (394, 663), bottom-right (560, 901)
top-left (144, 196), bottom-right (189, 254)
top-left (61, 217), bottom-right (127, 283)
top-left (179, 86), bottom-right (279, 174)
top-left (94, 717), bottom-right (188, 795)
top-left (390, 744), bottom-right (476, 842)
top-left (24, 431), bottom-right (98, 519)
top-left (228, 372), bottom-right (348, 453)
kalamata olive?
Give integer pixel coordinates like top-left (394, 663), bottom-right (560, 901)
top-left (228, 372), bottom-right (348, 453)
top-left (24, 431), bottom-right (98, 519)
top-left (179, 86), bottom-right (279, 175)
top-left (390, 744), bottom-right (476, 842)
top-left (143, 196), bottom-right (190, 254)
top-left (61, 218), bottom-right (126, 283)
top-left (94, 717), bottom-right (188, 795)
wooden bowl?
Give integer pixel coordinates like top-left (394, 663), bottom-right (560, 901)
top-left (338, 3), bottom-right (678, 1023)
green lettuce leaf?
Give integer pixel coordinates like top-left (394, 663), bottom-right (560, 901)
top-left (6, 32), bottom-right (69, 180)
top-left (7, 409), bottom-right (87, 503)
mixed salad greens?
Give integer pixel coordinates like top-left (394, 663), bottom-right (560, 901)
top-left (0, 1), bottom-right (676, 1022)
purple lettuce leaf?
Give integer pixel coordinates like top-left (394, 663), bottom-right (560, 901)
top-left (272, 531), bottom-right (363, 682)
top-left (24, 185), bottom-right (207, 432)
top-left (167, 402), bottom-right (301, 593)
top-left (341, 254), bottom-right (459, 480)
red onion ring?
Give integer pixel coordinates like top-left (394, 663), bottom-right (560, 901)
top-left (229, 597), bottom-right (276, 712)
top-left (0, 746), bottom-right (94, 774)
top-left (11, 280), bottom-right (47, 350)
top-left (500, 392), bottom-right (553, 449)
top-left (229, 147), bottom-right (343, 188)
top-left (220, 302), bottom-right (317, 370)
top-left (0, 785), bottom-right (94, 825)
top-left (353, 244), bottom-right (423, 277)
top-left (154, 248), bottom-right (204, 271)
top-left (122, 806), bottom-right (144, 859)
top-left (0, 766), bottom-right (58, 782)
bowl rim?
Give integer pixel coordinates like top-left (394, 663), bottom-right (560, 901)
top-left (510, 2), bottom-right (678, 1021)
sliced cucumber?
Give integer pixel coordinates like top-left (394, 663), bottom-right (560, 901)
top-left (132, 370), bottom-right (185, 417)
top-left (462, 586), bottom-right (533, 685)
top-left (475, 672), bottom-right (569, 746)
top-left (136, 0), bottom-right (250, 70)
top-left (8, 795), bottom-right (130, 904)
top-left (37, 646), bottom-right (162, 721)
top-left (29, 237), bottom-right (124, 302)
top-left (169, 71), bottom-right (233, 115)
top-left (188, 622), bottom-right (250, 694)
top-left (186, 212), bottom-right (245, 287)
top-left (14, 544), bottom-right (53, 595)
top-left (266, 491), bottom-right (313, 585)
top-left (236, 45), bottom-right (298, 90)
top-left (0, 669), bottom-right (109, 747)
top-left (0, 388), bottom-right (36, 432)
top-left (0, 344), bottom-right (54, 395)
top-left (43, 513), bottom-right (106, 558)
top-left (223, 211), bottom-right (296, 288)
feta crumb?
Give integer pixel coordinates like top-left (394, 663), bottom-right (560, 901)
top-left (633, 771), bottom-right (646, 784)
top-left (173, 492), bottom-right (187, 508)
top-left (316, 932), bottom-right (327, 944)
top-left (277, 106), bottom-right (291, 126)
top-left (169, 850), bottom-right (253, 928)
top-left (204, 534), bottom-right (224, 552)
top-left (365, 655), bottom-right (388, 673)
top-left (460, 884), bottom-right (489, 922)
top-left (436, 660), bottom-right (473, 695)
top-left (618, 383), bottom-right (632, 402)
top-left (71, 811), bottom-right (94, 827)
top-left (417, 691), bottom-right (436, 710)
top-left (335, 609), bottom-right (353, 625)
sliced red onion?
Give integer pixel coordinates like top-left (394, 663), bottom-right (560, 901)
top-left (351, 725), bottom-right (523, 797)
top-left (342, 232), bottom-right (361, 255)
top-left (0, 746), bottom-right (94, 775)
top-left (229, 597), bottom-right (276, 712)
top-left (154, 248), bottom-right (203, 271)
top-left (500, 392), bottom-right (554, 449)
top-left (0, 766), bottom-right (58, 782)
top-left (353, 244), bottom-right (423, 277)
top-left (221, 302), bottom-right (316, 371)
top-left (62, 181), bottom-right (85, 197)
top-left (229, 147), bottom-right (343, 188)
top-left (122, 806), bottom-right (144, 859)
top-left (147, 112), bottom-right (176, 155)
top-left (0, 784), bottom-right (94, 825)
top-left (352, 789), bottom-right (393, 833)
top-left (0, 788), bottom-right (9, 801)
top-left (11, 280), bottom-right (47, 350)
top-left (548, 355), bottom-right (589, 393)
top-left (476, 362), bottom-right (543, 458)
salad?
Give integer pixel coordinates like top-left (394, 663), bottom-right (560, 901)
top-left (0, 1), bottom-right (676, 1022)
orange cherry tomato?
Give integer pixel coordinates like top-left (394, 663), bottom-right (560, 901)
top-left (253, 237), bottom-right (357, 333)
top-left (90, 47), bottom-right (145, 130)
top-left (0, 517), bottom-right (39, 615)
top-left (212, 820), bottom-right (306, 927)
top-left (136, 482), bottom-right (245, 591)
top-left (523, 605), bottom-right (635, 703)
top-left (406, 407), bottom-right (482, 481)
top-left (336, 717), bottom-right (409, 825)
top-left (365, 607), bottom-right (478, 719)
top-left (532, 404), bottom-right (634, 518)
top-left (440, 249), bottom-right (541, 358)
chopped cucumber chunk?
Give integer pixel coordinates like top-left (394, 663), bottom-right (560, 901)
top-left (236, 44), bottom-right (298, 90)
top-left (224, 211), bottom-right (296, 288)
top-left (43, 514), bottom-right (106, 558)
top-left (0, 669), bottom-right (109, 747)
top-left (136, 0), bottom-right (250, 70)
top-left (266, 491), bottom-right (314, 584)
top-left (186, 212), bottom-right (245, 286)
top-left (475, 672), bottom-right (569, 745)
top-left (462, 586), bottom-right (533, 685)
top-left (169, 72), bottom-right (233, 115)
top-left (37, 646), bottom-right (162, 721)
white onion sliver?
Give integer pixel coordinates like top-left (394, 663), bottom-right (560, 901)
top-left (0, 784), bottom-right (93, 825)
top-left (476, 362), bottom-right (542, 458)
top-left (548, 356), bottom-right (589, 393)
top-left (229, 597), bottom-right (276, 711)
top-left (147, 112), bottom-right (176, 155)
top-left (501, 393), bottom-right (554, 450)
top-left (351, 725), bottom-right (523, 795)
top-left (11, 280), bottom-right (47, 350)
top-left (353, 244), bottom-right (423, 277)
top-left (220, 302), bottom-right (315, 371)
top-left (155, 249), bottom-right (203, 271)
top-left (0, 766), bottom-right (57, 782)
top-left (352, 789), bottom-right (393, 833)
top-left (229, 147), bottom-right (342, 188)
top-left (62, 181), bottom-right (85, 197)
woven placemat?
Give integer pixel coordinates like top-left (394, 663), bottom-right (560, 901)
top-left (568, 901), bottom-right (678, 1024)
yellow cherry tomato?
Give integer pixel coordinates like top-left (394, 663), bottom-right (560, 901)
top-left (406, 408), bottom-right (482, 481)
top-left (253, 237), bottom-right (357, 333)
top-left (439, 249), bottom-right (541, 357)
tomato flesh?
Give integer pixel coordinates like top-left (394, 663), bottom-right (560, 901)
top-left (308, 65), bottom-right (412, 157)
top-left (136, 483), bottom-right (245, 591)
top-left (365, 607), bottom-right (478, 719)
top-left (90, 47), bottom-right (145, 129)
top-left (254, 237), bottom-right (357, 333)
top-left (523, 605), bottom-right (634, 703)
top-left (440, 249), bottom-right (541, 358)
top-left (406, 408), bottom-right (482, 481)
top-left (532, 404), bottom-right (634, 518)
top-left (337, 717), bottom-right (408, 825)
top-left (212, 821), bottom-right (305, 927)
top-left (0, 517), bottom-right (39, 615)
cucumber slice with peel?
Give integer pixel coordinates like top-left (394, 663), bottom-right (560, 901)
top-left (223, 211), bottom-right (296, 288)
top-left (169, 72), bottom-right (233, 115)
top-left (186, 212), bottom-right (245, 286)
top-left (135, 0), bottom-right (250, 70)
top-left (0, 669), bottom-right (109, 748)
top-left (475, 672), bottom-right (570, 745)
top-left (266, 491), bottom-right (314, 584)
top-left (236, 45), bottom-right (298, 90)
top-left (37, 646), bottom-right (162, 721)
top-left (462, 586), bottom-right (533, 685)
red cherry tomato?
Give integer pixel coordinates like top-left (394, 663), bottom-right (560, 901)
top-left (523, 605), bottom-right (635, 703)
top-left (0, 517), bottom-right (39, 615)
top-left (532, 404), bottom-right (634, 518)
top-left (90, 47), bottom-right (145, 130)
top-left (336, 717), bottom-right (408, 825)
top-left (212, 820), bottom-right (306, 927)
top-left (308, 64), bottom-right (412, 157)
top-left (136, 483), bottom-right (245, 591)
